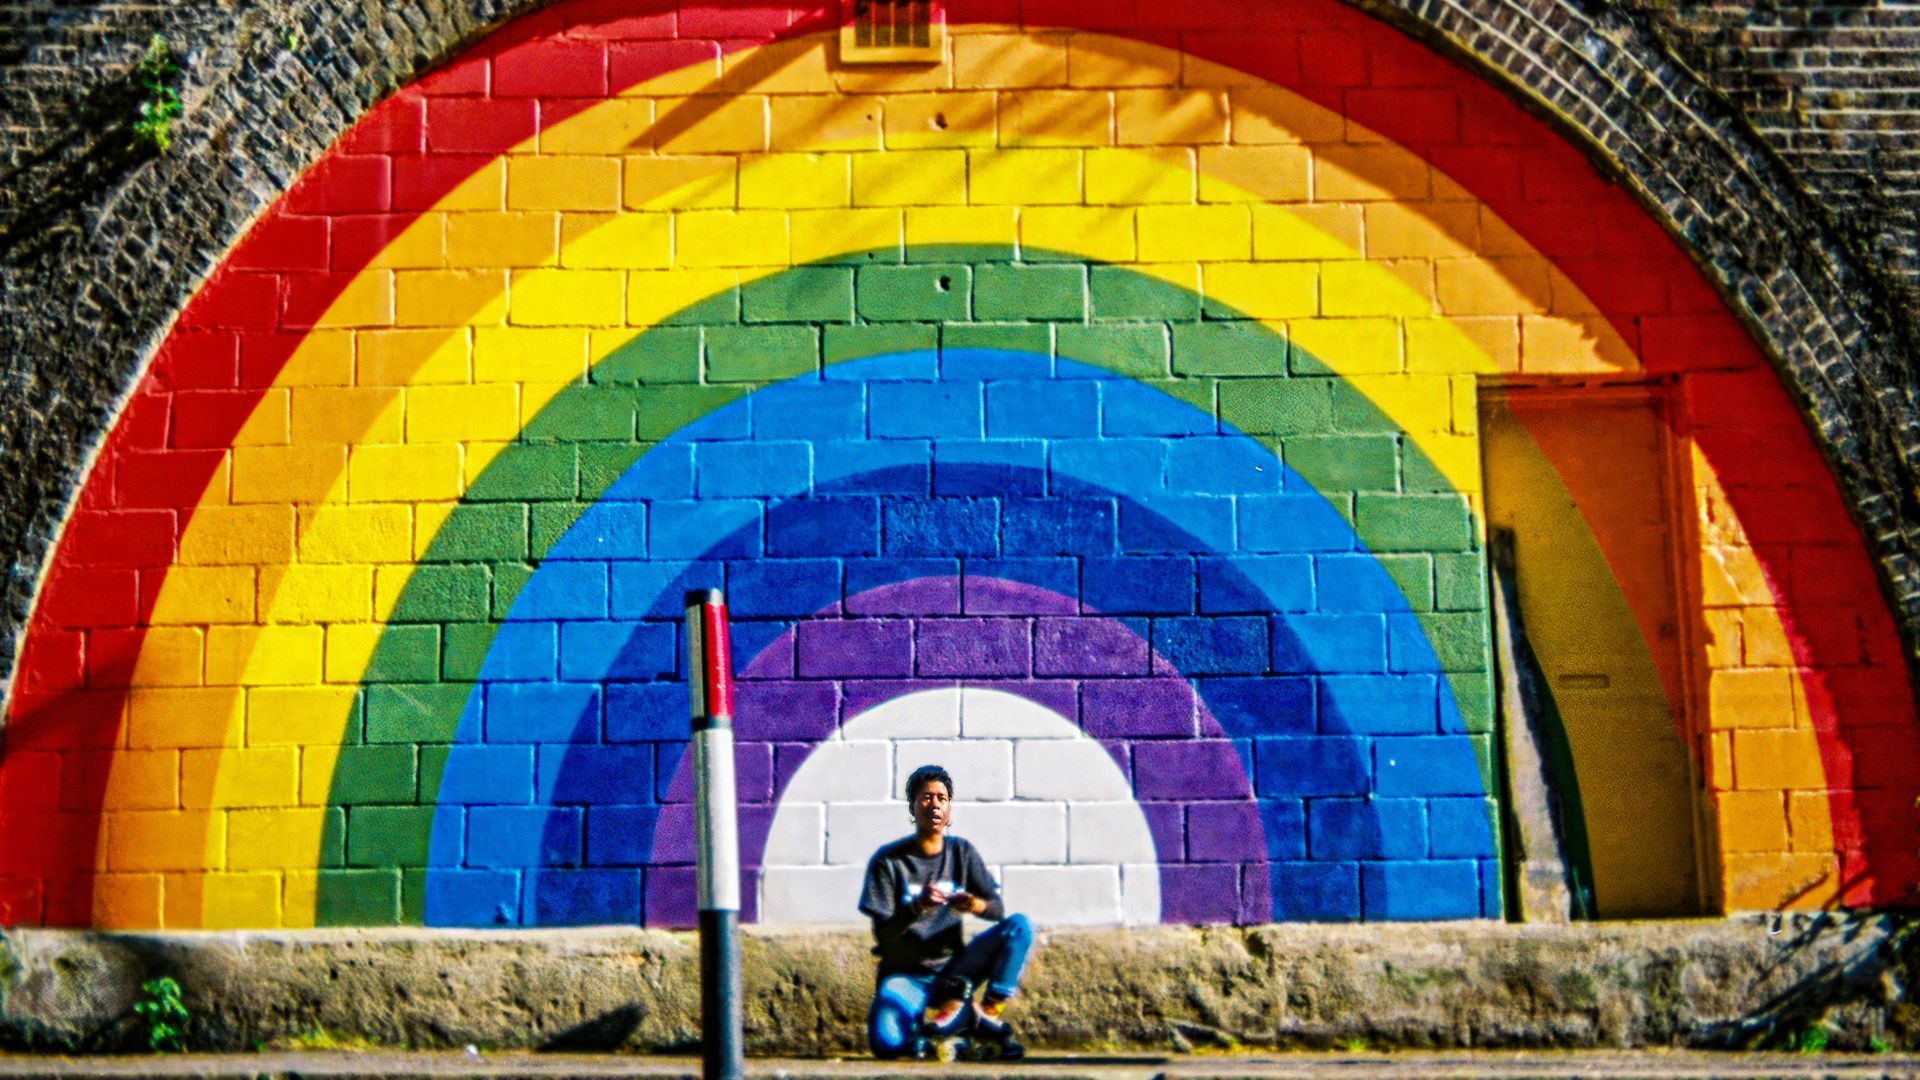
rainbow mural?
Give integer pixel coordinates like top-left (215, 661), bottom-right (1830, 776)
top-left (1, 0), bottom-right (1914, 930)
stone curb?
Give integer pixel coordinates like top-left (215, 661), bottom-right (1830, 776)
top-left (2, 1049), bottom-right (1920, 1079)
top-left (2, 915), bottom-right (1915, 1055)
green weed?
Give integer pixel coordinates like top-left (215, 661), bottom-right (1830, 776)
top-left (133, 976), bottom-right (188, 1052)
top-left (1794, 1025), bottom-right (1828, 1054)
top-left (130, 35), bottom-right (183, 152)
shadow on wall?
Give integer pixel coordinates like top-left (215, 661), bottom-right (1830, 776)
top-left (0, 38), bottom-right (186, 267)
top-left (1697, 901), bottom-right (1920, 1051)
top-left (538, 1003), bottom-right (644, 1051)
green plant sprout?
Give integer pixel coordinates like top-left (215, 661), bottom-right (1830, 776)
top-left (130, 34), bottom-right (183, 152)
top-left (1794, 1025), bottom-right (1828, 1055)
top-left (133, 976), bottom-right (189, 1052)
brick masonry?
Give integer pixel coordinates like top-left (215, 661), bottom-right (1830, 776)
top-left (311, 280), bottom-right (1499, 928)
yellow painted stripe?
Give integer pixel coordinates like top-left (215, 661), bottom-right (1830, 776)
top-left (1688, 444), bottom-right (1834, 909)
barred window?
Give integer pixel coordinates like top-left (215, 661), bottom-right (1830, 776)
top-left (840, 0), bottom-right (943, 63)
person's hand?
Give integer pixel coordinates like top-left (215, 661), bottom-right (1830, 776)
top-left (946, 891), bottom-right (983, 915)
top-left (914, 881), bottom-right (948, 912)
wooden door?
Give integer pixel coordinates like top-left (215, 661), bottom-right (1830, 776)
top-left (1482, 387), bottom-right (1704, 917)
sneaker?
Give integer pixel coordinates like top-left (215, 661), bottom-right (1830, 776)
top-left (969, 1011), bottom-right (1025, 1060)
top-left (961, 1034), bottom-right (1024, 1061)
top-left (922, 997), bottom-right (968, 1034)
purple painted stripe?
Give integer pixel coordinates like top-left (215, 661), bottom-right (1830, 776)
top-left (644, 574), bottom-right (1271, 926)
top-left (916, 618), bottom-right (1031, 677)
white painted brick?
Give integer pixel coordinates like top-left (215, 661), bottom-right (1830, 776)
top-left (895, 738), bottom-right (1014, 800)
top-left (754, 684), bottom-right (1168, 929)
top-left (825, 801), bottom-right (915, 865)
top-left (760, 802), bottom-right (826, 866)
top-left (961, 686), bottom-right (1077, 738)
top-left (1121, 863), bottom-right (1161, 925)
top-left (1068, 802), bottom-right (1159, 865)
top-left (758, 864), bottom-right (868, 925)
top-left (950, 802), bottom-right (1066, 864)
top-left (841, 687), bottom-right (961, 738)
top-left (1015, 739), bottom-right (1134, 801)
top-left (1002, 865), bottom-right (1123, 926)
top-left (780, 740), bottom-right (891, 802)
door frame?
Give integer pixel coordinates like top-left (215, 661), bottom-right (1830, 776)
top-left (1478, 375), bottom-right (1718, 917)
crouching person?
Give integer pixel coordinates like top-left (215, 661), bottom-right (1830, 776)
top-left (858, 764), bottom-right (1034, 1061)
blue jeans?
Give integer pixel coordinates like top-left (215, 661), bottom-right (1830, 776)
top-left (867, 914), bottom-right (1033, 1058)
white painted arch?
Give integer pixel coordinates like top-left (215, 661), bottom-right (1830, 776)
top-left (758, 686), bottom-right (1161, 926)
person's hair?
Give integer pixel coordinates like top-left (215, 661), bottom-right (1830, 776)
top-left (905, 764), bottom-right (953, 802)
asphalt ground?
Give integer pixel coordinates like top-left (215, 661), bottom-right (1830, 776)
top-left (1, 1051), bottom-right (1918, 1079)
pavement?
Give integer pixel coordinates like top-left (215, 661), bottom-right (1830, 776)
top-left (1, 1051), bottom-right (1918, 1079)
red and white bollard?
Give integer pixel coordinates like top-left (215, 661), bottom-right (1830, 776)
top-left (684, 588), bottom-right (742, 1080)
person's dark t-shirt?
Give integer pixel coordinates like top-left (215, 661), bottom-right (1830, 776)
top-left (858, 834), bottom-right (1005, 977)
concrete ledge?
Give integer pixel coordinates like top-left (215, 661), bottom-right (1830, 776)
top-left (1, 916), bottom-right (1915, 1054)
top-left (6, 1050), bottom-right (1920, 1079)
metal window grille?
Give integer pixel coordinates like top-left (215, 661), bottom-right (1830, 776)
top-left (853, 0), bottom-right (930, 48)
top-left (840, 0), bottom-right (943, 63)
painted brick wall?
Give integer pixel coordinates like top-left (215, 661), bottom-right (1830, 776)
top-left (328, 239), bottom-right (1503, 928)
top-left (1, 0), bottom-right (1915, 931)
top-left (3, 0), bottom-right (1917, 711)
